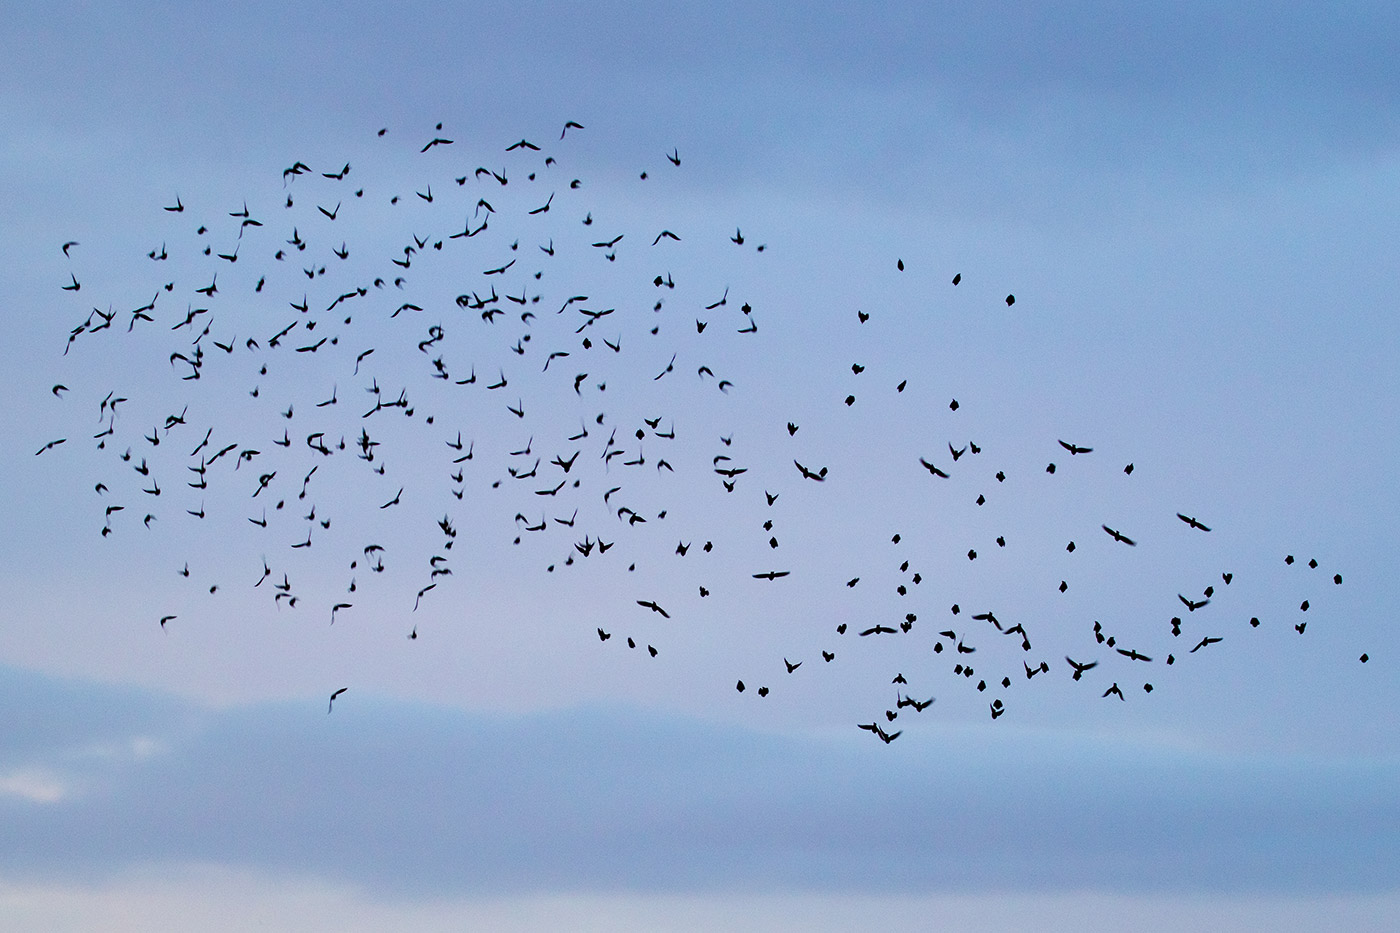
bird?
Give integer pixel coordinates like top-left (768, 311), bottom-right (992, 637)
top-left (328, 687), bottom-right (347, 713)
top-left (919, 458), bottom-right (950, 478)
top-left (1101, 525), bottom-right (1136, 546)
top-left (1177, 513), bottom-right (1212, 532)
top-left (1065, 657), bottom-right (1097, 680)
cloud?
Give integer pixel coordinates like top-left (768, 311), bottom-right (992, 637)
top-left (5, 1), bottom-right (1396, 193)
top-left (0, 769), bottom-right (68, 805)
top-left (1, 663), bottom-right (1396, 897)
top-left (2, 875), bottom-right (1399, 933)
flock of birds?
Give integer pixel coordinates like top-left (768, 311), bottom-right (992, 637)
top-left (43, 121), bottom-right (1361, 740)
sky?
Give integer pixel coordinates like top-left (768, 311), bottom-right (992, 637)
top-left (2, 2), bottom-right (1399, 930)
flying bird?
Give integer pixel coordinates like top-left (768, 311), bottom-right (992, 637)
top-left (1101, 525), bottom-right (1136, 546)
top-left (1065, 657), bottom-right (1097, 681)
top-left (919, 458), bottom-right (950, 478)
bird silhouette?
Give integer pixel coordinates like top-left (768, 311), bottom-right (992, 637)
top-left (1177, 513), bottom-right (1212, 532)
top-left (1101, 525), bottom-right (1137, 546)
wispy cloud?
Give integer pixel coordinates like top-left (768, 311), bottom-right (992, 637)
top-left (2, 871), bottom-right (1400, 933)
top-left (1, 664), bottom-right (1396, 897)
top-left (0, 769), bottom-right (68, 805)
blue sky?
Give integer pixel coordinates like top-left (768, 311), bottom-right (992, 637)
top-left (2, 2), bottom-right (1398, 929)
